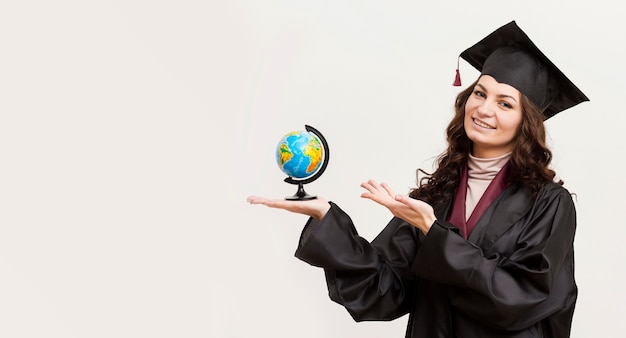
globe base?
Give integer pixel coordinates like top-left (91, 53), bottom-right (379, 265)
top-left (285, 182), bottom-right (317, 201)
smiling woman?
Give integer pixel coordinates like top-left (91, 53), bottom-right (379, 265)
top-left (464, 75), bottom-right (523, 158)
top-left (248, 20), bottom-right (589, 337)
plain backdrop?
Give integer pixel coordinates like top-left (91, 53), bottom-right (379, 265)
top-left (0, 1), bottom-right (623, 337)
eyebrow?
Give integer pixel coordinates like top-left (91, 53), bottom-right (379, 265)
top-left (476, 83), bottom-right (519, 103)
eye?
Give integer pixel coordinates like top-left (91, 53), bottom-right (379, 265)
top-left (473, 90), bottom-right (486, 98)
top-left (499, 101), bottom-right (513, 109)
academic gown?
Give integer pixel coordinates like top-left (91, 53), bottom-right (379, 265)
top-left (294, 182), bottom-right (577, 338)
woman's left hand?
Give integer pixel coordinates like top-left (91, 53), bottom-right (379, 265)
top-left (360, 179), bottom-right (436, 235)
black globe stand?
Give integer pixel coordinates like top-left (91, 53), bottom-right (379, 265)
top-left (283, 125), bottom-right (329, 201)
top-left (285, 182), bottom-right (317, 201)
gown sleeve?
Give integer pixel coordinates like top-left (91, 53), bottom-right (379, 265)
top-left (295, 202), bottom-right (419, 322)
top-left (413, 185), bottom-right (577, 331)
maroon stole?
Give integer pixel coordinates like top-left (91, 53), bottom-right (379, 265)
top-left (447, 162), bottom-right (512, 239)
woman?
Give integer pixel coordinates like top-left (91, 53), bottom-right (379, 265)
top-left (247, 21), bottom-right (588, 337)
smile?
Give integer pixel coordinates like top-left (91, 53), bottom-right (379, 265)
top-left (473, 118), bottom-right (495, 129)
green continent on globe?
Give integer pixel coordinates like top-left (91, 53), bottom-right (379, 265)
top-left (278, 143), bottom-right (293, 166)
top-left (276, 130), bottom-right (324, 179)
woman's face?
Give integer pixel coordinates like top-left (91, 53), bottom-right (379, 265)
top-left (464, 75), bottom-right (523, 158)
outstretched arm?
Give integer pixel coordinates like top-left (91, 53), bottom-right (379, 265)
top-left (247, 195), bottom-right (331, 220)
top-left (248, 182), bottom-right (421, 322)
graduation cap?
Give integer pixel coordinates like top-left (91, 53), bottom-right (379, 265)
top-left (454, 21), bottom-right (589, 119)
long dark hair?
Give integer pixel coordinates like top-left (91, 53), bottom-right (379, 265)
top-left (409, 79), bottom-right (561, 207)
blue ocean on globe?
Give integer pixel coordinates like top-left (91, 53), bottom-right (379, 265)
top-left (276, 131), bottom-right (324, 179)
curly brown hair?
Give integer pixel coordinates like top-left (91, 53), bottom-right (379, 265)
top-left (409, 78), bottom-right (561, 207)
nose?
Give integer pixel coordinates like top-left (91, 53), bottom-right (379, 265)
top-left (477, 100), bottom-right (495, 117)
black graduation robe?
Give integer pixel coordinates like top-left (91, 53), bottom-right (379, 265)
top-left (294, 182), bottom-right (577, 338)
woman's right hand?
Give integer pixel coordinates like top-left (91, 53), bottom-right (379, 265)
top-left (246, 196), bottom-right (331, 220)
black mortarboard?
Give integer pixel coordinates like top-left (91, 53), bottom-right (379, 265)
top-left (455, 21), bottom-right (589, 119)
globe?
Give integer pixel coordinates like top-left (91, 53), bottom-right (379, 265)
top-left (276, 130), bottom-right (324, 178)
top-left (275, 125), bottom-right (329, 200)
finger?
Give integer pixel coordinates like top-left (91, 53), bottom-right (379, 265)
top-left (247, 196), bottom-right (267, 204)
top-left (380, 182), bottom-right (396, 196)
top-left (395, 195), bottom-right (431, 216)
top-left (247, 196), bottom-right (289, 208)
top-left (360, 179), bottom-right (379, 187)
top-left (360, 180), bottom-right (381, 194)
top-left (394, 194), bottom-right (413, 206)
top-left (394, 195), bottom-right (421, 214)
top-left (368, 179), bottom-right (384, 190)
top-left (366, 179), bottom-right (389, 194)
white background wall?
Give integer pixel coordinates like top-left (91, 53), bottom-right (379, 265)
top-left (1, 1), bottom-right (623, 337)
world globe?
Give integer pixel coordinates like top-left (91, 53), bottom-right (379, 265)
top-left (275, 125), bottom-right (329, 200)
top-left (276, 131), bottom-right (323, 179)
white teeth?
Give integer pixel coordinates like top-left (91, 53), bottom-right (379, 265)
top-left (474, 119), bottom-right (494, 129)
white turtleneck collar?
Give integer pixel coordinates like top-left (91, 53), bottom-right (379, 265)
top-left (465, 152), bottom-right (512, 220)
top-left (467, 152), bottom-right (512, 180)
